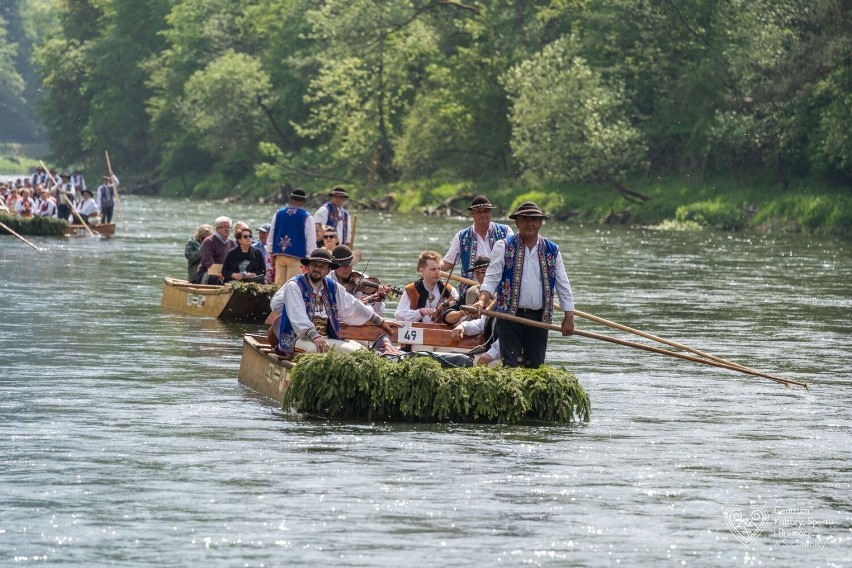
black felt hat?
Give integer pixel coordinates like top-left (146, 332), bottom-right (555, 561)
top-left (290, 188), bottom-right (307, 200)
top-left (509, 201), bottom-right (549, 220)
top-left (331, 245), bottom-right (362, 267)
top-left (329, 187), bottom-right (349, 198)
top-left (472, 255), bottom-right (491, 270)
top-left (467, 195), bottom-right (495, 210)
top-left (300, 248), bottom-right (339, 268)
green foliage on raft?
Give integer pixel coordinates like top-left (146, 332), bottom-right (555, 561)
top-left (221, 281), bottom-right (278, 296)
top-left (284, 350), bottom-right (591, 424)
top-left (0, 213), bottom-right (67, 236)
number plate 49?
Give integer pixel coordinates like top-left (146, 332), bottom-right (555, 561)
top-left (397, 324), bottom-right (424, 345)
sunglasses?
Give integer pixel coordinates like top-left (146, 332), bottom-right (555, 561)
top-left (323, 234), bottom-right (337, 240)
top-left (239, 233), bottom-right (252, 239)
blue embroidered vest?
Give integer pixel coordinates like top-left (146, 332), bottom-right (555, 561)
top-left (494, 235), bottom-right (559, 323)
top-left (324, 203), bottom-right (350, 244)
top-left (272, 206), bottom-right (310, 257)
top-left (277, 275), bottom-right (341, 355)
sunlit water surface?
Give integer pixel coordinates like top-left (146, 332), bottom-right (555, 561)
top-left (1, 196), bottom-right (850, 566)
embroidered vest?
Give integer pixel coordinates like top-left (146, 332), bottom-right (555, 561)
top-left (494, 235), bottom-right (559, 323)
top-left (324, 203), bottom-right (350, 244)
top-left (404, 278), bottom-right (453, 310)
top-left (277, 275), bottom-right (341, 355)
top-left (272, 206), bottom-right (310, 257)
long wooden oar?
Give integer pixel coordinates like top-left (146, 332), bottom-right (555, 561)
top-left (40, 161), bottom-right (97, 238)
top-left (349, 215), bottom-right (357, 247)
top-left (105, 151), bottom-right (128, 235)
top-left (443, 270), bottom-right (763, 376)
top-left (462, 306), bottom-right (807, 390)
top-left (0, 220), bottom-right (42, 251)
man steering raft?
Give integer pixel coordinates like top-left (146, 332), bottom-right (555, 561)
top-left (269, 248), bottom-right (401, 357)
top-left (470, 201), bottom-right (575, 369)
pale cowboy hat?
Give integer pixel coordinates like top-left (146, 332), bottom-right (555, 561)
top-left (331, 245), bottom-right (363, 267)
top-left (300, 248), bottom-right (339, 269)
top-left (467, 195), bottom-right (495, 210)
top-left (508, 200), bottom-right (549, 220)
top-left (329, 187), bottom-right (349, 198)
top-left (290, 188), bottom-right (307, 200)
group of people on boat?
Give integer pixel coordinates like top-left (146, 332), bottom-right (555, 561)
top-left (184, 188), bottom-right (576, 369)
top-left (0, 167), bottom-right (117, 225)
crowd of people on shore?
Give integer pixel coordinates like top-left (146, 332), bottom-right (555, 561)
top-left (0, 167), bottom-right (117, 224)
top-left (185, 187), bottom-right (576, 369)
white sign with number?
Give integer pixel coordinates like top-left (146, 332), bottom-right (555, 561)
top-left (397, 323), bottom-right (424, 345)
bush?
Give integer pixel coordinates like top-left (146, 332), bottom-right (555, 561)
top-left (0, 213), bottom-right (68, 236)
top-left (675, 200), bottom-right (745, 230)
top-left (284, 349), bottom-right (590, 424)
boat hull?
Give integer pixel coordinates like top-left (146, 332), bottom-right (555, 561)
top-left (66, 222), bottom-right (116, 237)
top-left (161, 277), bottom-right (272, 322)
top-left (238, 334), bottom-right (294, 403)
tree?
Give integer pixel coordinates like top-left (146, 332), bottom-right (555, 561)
top-left (504, 36), bottom-right (649, 201)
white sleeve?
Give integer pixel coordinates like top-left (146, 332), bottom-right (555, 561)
top-left (480, 239), bottom-right (506, 296)
top-left (394, 290), bottom-right (422, 322)
top-left (459, 315), bottom-right (485, 336)
top-left (335, 282), bottom-right (378, 326)
top-left (554, 250), bottom-right (575, 312)
top-left (305, 214), bottom-right (316, 253)
top-left (282, 282), bottom-right (315, 338)
top-left (266, 213), bottom-right (277, 255)
top-left (442, 232), bottom-right (462, 266)
top-left (485, 340), bottom-right (500, 360)
top-left (270, 282), bottom-right (287, 313)
top-left (313, 206), bottom-right (328, 226)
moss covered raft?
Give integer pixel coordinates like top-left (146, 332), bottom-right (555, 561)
top-left (283, 350), bottom-right (590, 424)
top-left (0, 213), bottom-right (68, 236)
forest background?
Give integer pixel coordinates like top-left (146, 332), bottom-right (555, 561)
top-left (1, 0), bottom-right (850, 233)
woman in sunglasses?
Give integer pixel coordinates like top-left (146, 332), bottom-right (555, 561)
top-left (222, 230), bottom-right (268, 283)
top-left (320, 225), bottom-right (339, 252)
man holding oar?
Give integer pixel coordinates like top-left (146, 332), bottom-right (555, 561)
top-left (441, 195), bottom-right (512, 298)
top-left (471, 201), bottom-right (575, 369)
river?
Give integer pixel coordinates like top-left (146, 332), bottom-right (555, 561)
top-left (1, 195), bottom-right (850, 566)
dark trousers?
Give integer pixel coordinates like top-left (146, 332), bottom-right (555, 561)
top-left (102, 205), bottom-right (114, 224)
top-left (496, 308), bottom-right (548, 368)
top-left (58, 204), bottom-right (71, 222)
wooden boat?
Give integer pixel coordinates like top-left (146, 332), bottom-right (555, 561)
top-left (66, 222), bottom-right (116, 237)
top-left (238, 322), bottom-right (484, 403)
top-left (161, 277), bottom-right (273, 322)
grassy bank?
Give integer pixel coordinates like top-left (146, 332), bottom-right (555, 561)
top-left (0, 143), bottom-right (47, 175)
top-left (388, 175), bottom-right (852, 235)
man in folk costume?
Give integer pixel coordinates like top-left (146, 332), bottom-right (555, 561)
top-left (471, 201), bottom-right (575, 369)
top-left (97, 175), bottom-right (117, 224)
top-left (76, 189), bottom-right (100, 224)
top-left (269, 248), bottom-right (400, 357)
top-left (329, 244), bottom-right (389, 316)
top-left (268, 188), bottom-right (317, 286)
top-left (441, 195), bottom-right (513, 298)
top-left (314, 187), bottom-right (352, 248)
top-left (394, 250), bottom-right (459, 324)
top-left (71, 170), bottom-right (86, 193)
top-left (55, 173), bottom-right (76, 222)
top-left (35, 188), bottom-right (58, 218)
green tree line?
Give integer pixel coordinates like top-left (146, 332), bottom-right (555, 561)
top-left (7, 0), bottom-right (852, 201)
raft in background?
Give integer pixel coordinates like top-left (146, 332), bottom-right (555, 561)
top-left (161, 277), bottom-right (274, 322)
top-left (238, 334), bottom-right (590, 424)
top-left (66, 222), bottom-right (116, 237)
top-left (0, 213), bottom-right (67, 236)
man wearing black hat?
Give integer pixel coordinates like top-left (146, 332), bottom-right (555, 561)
top-left (330, 244), bottom-right (389, 316)
top-left (441, 195), bottom-right (512, 297)
top-left (269, 248), bottom-right (400, 357)
top-left (76, 189), bottom-right (100, 224)
top-left (267, 188), bottom-right (317, 285)
top-left (470, 201), bottom-right (575, 369)
top-left (314, 187), bottom-right (352, 248)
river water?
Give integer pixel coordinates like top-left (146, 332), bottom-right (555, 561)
top-left (1, 196), bottom-right (850, 566)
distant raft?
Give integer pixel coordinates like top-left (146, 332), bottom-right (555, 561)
top-left (161, 277), bottom-right (274, 322)
top-left (260, 346), bottom-right (590, 425)
top-left (0, 213), bottom-right (67, 236)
